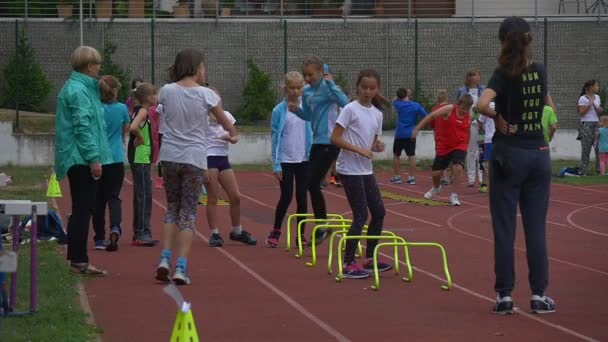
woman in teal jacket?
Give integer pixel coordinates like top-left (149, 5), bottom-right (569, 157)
top-left (266, 72), bottom-right (312, 248)
top-left (55, 46), bottom-right (110, 276)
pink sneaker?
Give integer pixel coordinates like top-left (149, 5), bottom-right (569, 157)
top-left (265, 230), bottom-right (281, 248)
top-left (363, 258), bottom-right (393, 272)
top-left (155, 177), bottom-right (163, 189)
top-left (342, 262), bottom-right (370, 279)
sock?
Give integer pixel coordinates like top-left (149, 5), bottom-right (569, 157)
top-left (232, 225), bottom-right (242, 235)
top-left (161, 249), bottom-right (171, 261)
top-left (211, 228), bottom-right (219, 235)
top-left (408, 176), bottom-right (414, 180)
top-left (176, 257), bottom-right (187, 271)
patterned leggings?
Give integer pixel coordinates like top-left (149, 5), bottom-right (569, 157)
top-left (580, 122), bottom-right (599, 175)
top-left (161, 161), bottom-right (204, 231)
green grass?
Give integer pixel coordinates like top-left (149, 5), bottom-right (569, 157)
top-left (550, 160), bottom-right (608, 185)
top-left (236, 125), bottom-right (270, 133)
top-left (0, 109), bottom-right (55, 134)
top-left (0, 166), bottom-right (98, 341)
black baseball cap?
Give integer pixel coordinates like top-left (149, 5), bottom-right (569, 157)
top-left (498, 17), bottom-right (530, 41)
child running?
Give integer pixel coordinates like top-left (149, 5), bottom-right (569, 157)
top-left (155, 49), bottom-right (237, 285)
top-left (288, 55), bottom-right (349, 244)
top-left (128, 83), bottom-right (158, 246)
top-left (599, 116), bottom-right (608, 175)
top-left (205, 87), bottom-right (256, 247)
top-left (92, 76), bottom-right (130, 251)
top-left (330, 69), bottom-right (392, 279)
top-left (412, 94), bottom-right (474, 206)
top-left (267, 72), bottom-right (312, 248)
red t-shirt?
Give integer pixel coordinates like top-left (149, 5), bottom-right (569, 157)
top-left (433, 105), bottom-right (470, 156)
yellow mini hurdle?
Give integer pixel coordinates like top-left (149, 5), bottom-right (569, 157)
top-left (285, 213), bottom-right (344, 252)
top-left (370, 242), bottom-right (452, 291)
top-left (294, 218), bottom-right (351, 258)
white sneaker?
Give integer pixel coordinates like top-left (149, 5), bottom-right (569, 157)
top-left (449, 193), bottom-right (461, 206)
top-left (172, 267), bottom-right (192, 285)
top-left (424, 187), bottom-right (442, 200)
top-left (155, 258), bottom-right (171, 282)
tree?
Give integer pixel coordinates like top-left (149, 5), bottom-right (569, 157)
top-left (100, 36), bottom-right (131, 102)
top-left (0, 31), bottom-right (53, 112)
top-left (239, 57), bottom-right (275, 124)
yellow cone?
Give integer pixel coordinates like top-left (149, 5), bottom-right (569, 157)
top-left (46, 173), bottom-right (62, 198)
top-left (170, 309), bottom-right (199, 342)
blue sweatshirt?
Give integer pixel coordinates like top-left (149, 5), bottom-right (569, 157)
top-left (393, 99), bottom-right (427, 139)
top-left (271, 99), bottom-right (313, 172)
top-left (295, 79), bottom-right (349, 145)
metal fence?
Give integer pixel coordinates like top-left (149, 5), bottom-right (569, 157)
top-left (1, 16), bottom-right (607, 130)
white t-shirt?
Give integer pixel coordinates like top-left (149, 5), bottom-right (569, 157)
top-left (158, 83), bottom-right (220, 170)
top-left (468, 87), bottom-right (480, 105)
top-left (578, 95), bottom-right (601, 122)
top-left (479, 114), bottom-right (496, 144)
top-left (336, 101), bottom-right (383, 176)
top-left (279, 111), bottom-right (307, 163)
top-left (328, 103), bottom-right (339, 134)
top-left (207, 111), bottom-right (236, 157)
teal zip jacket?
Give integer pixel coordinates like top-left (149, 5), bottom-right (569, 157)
top-left (294, 79), bottom-right (349, 145)
top-left (55, 71), bottom-right (111, 180)
top-left (271, 99), bottom-right (313, 172)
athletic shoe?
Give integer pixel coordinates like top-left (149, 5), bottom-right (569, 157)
top-left (155, 177), bottom-right (163, 189)
top-left (406, 177), bottom-right (416, 185)
top-left (313, 228), bottom-right (329, 246)
top-left (106, 228), bottom-right (120, 252)
top-left (467, 183), bottom-right (475, 188)
top-left (172, 267), bottom-right (191, 285)
top-left (363, 258), bottom-right (393, 272)
top-left (94, 240), bottom-right (107, 250)
top-left (449, 193), bottom-right (461, 206)
top-left (229, 230), bottom-right (257, 245)
top-left (342, 262), bottom-right (370, 279)
top-left (424, 186), bottom-right (442, 200)
top-left (329, 176), bottom-right (337, 184)
top-left (265, 230), bottom-right (281, 248)
top-left (479, 185), bottom-right (488, 193)
top-left (295, 236), bottom-right (311, 248)
top-left (389, 176), bottom-right (403, 184)
top-left (131, 237), bottom-right (157, 247)
top-left (492, 295), bottom-right (514, 315)
top-left (440, 176), bottom-right (451, 185)
top-left (155, 258), bottom-right (171, 282)
top-left (530, 295), bottom-right (556, 314)
top-left (320, 181), bottom-right (329, 188)
top-left (209, 233), bottom-right (224, 247)
top-left (334, 179), bottom-right (343, 187)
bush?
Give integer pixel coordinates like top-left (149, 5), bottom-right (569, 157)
top-left (238, 57), bottom-right (275, 124)
top-left (99, 35), bottom-right (131, 102)
top-left (0, 31), bottom-right (53, 112)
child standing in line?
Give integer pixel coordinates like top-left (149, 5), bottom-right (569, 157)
top-left (125, 77), bottom-right (144, 112)
top-left (330, 69), bottom-right (392, 279)
top-left (457, 68), bottom-right (485, 188)
top-left (128, 83), bottom-right (159, 246)
top-left (390, 87), bottom-right (428, 185)
top-left (599, 116), bottom-right (608, 175)
top-left (541, 105), bottom-right (558, 144)
top-left (478, 103), bottom-right (496, 193)
top-left (155, 49), bottom-right (237, 285)
top-left (267, 72), bottom-right (312, 248)
top-left (205, 87), bottom-right (256, 248)
top-left (93, 76), bottom-right (130, 251)
top-left (412, 94), bottom-right (474, 206)
top-left (288, 55), bottom-right (349, 244)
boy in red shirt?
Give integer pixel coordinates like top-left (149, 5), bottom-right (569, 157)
top-left (411, 94), bottom-right (474, 206)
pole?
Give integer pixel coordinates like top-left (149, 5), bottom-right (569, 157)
top-left (79, 0), bottom-right (84, 46)
top-left (151, 19), bottom-right (156, 84)
top-left (543, 17), bottom-right (548, 69)
top-left (14, 20), bottom-right (20, 131)
top-left (30, 206), bottom-right (38, 312)
top-left (283, 20), bottom-right (287, 76)
top-left (471, 0), bottom-right (475, 24)
top-left (414, 18), bottom-right (419, 98)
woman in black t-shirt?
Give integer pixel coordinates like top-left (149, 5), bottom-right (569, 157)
top-left (477, 17), bottom-right (557, 315)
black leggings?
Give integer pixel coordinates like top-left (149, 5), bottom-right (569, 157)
top-left (307, 144), bottom-right (340, 220)
top-left (273, 162), bottom-right (308, 233)
top-left (340, 174), bottom-right (385, 264)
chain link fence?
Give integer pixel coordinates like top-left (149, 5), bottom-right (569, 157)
top-left (0, 17), bottom-right (607, 130)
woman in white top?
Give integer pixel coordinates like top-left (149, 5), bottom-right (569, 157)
top-left (155, 49), bottom-right (237, 285)
top-left (578, 80), bottom-right (604, 175)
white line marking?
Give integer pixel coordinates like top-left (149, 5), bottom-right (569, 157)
top-left (566, 203), bottom-right (608, 237)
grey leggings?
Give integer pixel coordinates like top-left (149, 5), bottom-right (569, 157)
top-left (580, 121), bottom-right (599, 175)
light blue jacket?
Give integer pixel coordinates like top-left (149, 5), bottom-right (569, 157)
top-left (271, 99), bottom-right (313, 172)
top-left (295, 79), bottom-right (349, 145)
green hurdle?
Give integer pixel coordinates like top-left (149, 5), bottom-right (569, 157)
top-left (285, 213), bottom-right (344, 252)
top-left (371, 242), bottom-right (452, 291)
top-left (335, 235), bottom-right (412, 283)
top-left (294, 218), bottom-right (350, 258)
top-left (306, 223), bottom-right (351, 267)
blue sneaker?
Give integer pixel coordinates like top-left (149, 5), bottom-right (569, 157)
top-left (94, 240), bottom-right (107, 250)
top-left (389, 176), bottom-right (403, 184)
top-left (363, 258), bottom-right (393, 272)
top-left (342, 262), bottom-right (370, 279)
top-left (172, 267), bottom-right (191, 285)
top-left (531, 295), bottom-right (556, 314)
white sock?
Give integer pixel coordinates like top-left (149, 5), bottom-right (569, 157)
top-left (211, 228), bottom-right (219, 235)
top-left (232, 226), bottom-right (242, 235)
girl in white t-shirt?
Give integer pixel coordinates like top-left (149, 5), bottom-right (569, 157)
top-left (206, 88), bottom-right (257, 248)
top-left (155, 49), bottom-right (237, 286)
top-left (578, 80), bottom-right (605, 175)
top-left (330, 69), bottom-right (392, 279)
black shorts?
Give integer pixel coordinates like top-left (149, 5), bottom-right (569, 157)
top-left (207, 156), bottom-right (232, 172)
top-left (432, 150), bottom-right (466, 171)
top-left (393, 138), bottom-right (416, 157)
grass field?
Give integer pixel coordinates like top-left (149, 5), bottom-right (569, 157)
top-left (0, 166), bottom-right (97, 342)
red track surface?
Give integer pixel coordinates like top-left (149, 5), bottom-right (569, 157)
top-left (57, 170), bottom-right (608, 342)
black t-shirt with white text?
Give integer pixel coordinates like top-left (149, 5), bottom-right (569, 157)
top-left (487, 62), bottom-right (548, 149)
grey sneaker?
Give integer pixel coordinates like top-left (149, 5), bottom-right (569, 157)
top-left (424, 186), bottom-right (442, 200)
top-left (449, 193), bottom-right (461, 206)
top-left (172, 267), bottom-right (191, 285)
top-left (531, 295), bottom-right (556, 314)
top-left (155, 258), bottom-right (171, 282)
top-left (493, 295), bottom-right (514, 315)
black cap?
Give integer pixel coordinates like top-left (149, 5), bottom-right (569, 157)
top-left (498, 17), bottom-right (530, 41)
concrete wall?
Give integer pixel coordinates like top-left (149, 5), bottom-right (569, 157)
top-left (455, 0), bottom-right (574, 17)
top-left (0, 122), bottom-right (588, 167)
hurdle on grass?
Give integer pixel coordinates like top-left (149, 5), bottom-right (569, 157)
top-left (371, 241), bottom-right (452, 291)
top-left (285, 213), bottom-right (344, 252)
top-left (0, 200), bottom-right (47, 317)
